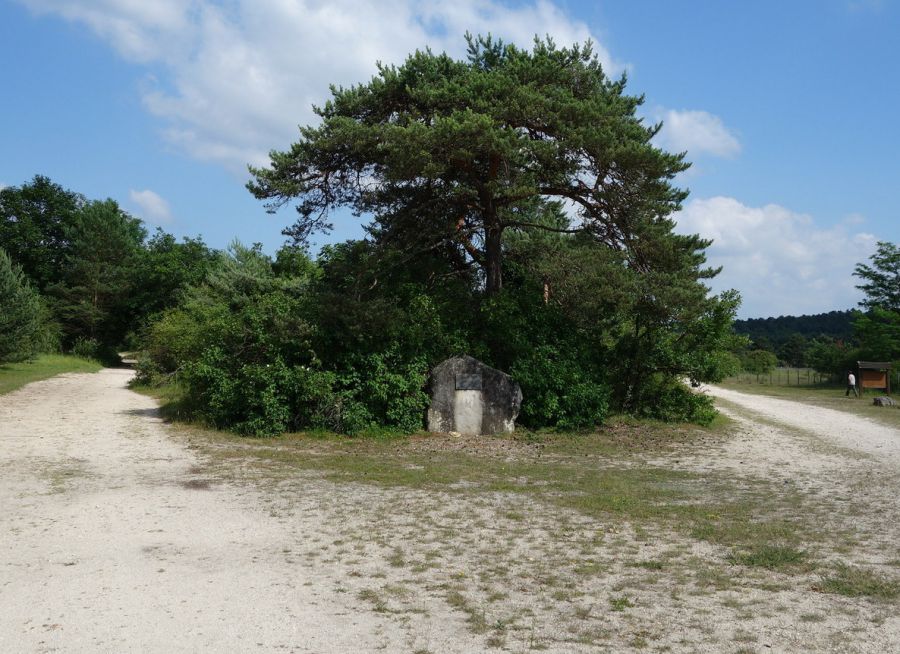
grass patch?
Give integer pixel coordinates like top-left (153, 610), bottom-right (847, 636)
top-left (609, 596), bottom-right (634, 612)
top-left (727, 544), bottom-right (809, 570)
top-left (819, 563), bottom-right (900, 600)
top-left (0, 354), bottom-right (102, 395)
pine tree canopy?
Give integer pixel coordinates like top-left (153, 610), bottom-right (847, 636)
top-left (248, 34), bottom-right (691, 294)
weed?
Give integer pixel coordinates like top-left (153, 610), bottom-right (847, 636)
top-left (610, 595), bottom-right (634, 612)
top-left (357, 588), bottom-right (389, 613)
top-left (727, 544), bottom-right (808, 570)
top-left (819, 563), bottom-right (900, 600)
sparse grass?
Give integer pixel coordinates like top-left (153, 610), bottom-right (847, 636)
top-left (159, 406), bottom-right (821, 580)
top-left (0, 354), bottom-right (102, 395)
top-left (357, 588), bottom-right (389, 613)
top-left (819, 563), bottom-right (900, 600)
top-left (445, 590), bottom-right (489, 634)
top-left (609, 595), bottom-right (634, 612)
top-left (727, 544), bottom-right (809, 570)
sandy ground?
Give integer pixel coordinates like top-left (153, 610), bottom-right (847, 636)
top-left (1, 370), bottom-right (899, 653)
top-left (0, 369), bottom-right (456, 653)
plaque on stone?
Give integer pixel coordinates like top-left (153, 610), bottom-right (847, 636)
top-left (427, 355), bottom-right (522, 436)
top-left (455, 374), bottom-right (482, 390)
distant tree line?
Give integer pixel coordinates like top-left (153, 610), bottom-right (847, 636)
top-left (730, 242), bottom-right (899, 384)
top-left (0, 175), bottom-right (217, 365)
top-left (733, 311), bottom-right (855, 352)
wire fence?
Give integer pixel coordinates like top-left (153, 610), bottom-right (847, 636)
top-left (726, 367), bottom-right (839, 387)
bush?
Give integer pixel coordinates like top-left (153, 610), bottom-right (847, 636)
top-left (0, 248), bottom-right (45, 363)
top-left (511, 345), bottom-right (610, 429)
top-left (70, 337), bottom-right (121, 366)
top-left (630, 376), bottom-right (717, 425)
top-left (336, 349), bottom-right (430, 433)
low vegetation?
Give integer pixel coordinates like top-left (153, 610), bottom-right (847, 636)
top-left (0, 354), bottom-right (101, 396)
top-left (152, 407), bottom-right (900, 650)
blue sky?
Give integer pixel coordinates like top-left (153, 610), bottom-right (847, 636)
top-left (1, 0), bottom-right (897, 318)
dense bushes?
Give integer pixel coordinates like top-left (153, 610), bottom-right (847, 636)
top-left (133, 229), bottom-right (737, 436)
top-left (0, 248), bottom-right (49, 363)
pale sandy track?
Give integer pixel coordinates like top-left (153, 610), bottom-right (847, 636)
top-left (0, 369), bottom-right (467, 653)
top-left (704, 385), bottom-right (900, 464)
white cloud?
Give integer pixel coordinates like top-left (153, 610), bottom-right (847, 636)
top-left (129, 188), bottom-right (173, 225)
top-left (654, 109), bottom-right (741, 158)
top-left (18, 0), bottom-right (623, 173)
top-left (675, 196), bottom-right (877, 317)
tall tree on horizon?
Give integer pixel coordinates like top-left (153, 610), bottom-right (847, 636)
top-left (248, 34), bottom-right (690, 295)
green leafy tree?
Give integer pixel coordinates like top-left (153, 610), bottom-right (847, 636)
top-left (248, 34), bottom-right (689, 295)
top-left (0, 248), bottom-right (46, 362)
top-left (853, 241), bottom-right (900, 361)
top-left (129, 230), bottom-right (218, 323)
top-left (778, 333), bottom-right (808, 368)
top-left (48, 199), bottom-right (146, 349)
top-left (854, 241), bottom-right (899, 312)
top-left (741, 349), bottom-right (778, 382)
top-left (0, 175), bottom-right (84, 291)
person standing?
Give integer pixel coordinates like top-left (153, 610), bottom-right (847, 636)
top-left (846, 370), bottom-right (858, 398)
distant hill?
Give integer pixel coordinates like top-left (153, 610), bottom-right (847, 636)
top-left (733, 310), bottom-right (856, 347)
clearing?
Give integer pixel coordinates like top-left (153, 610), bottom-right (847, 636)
top-left (1, 369), bottom-right (899, 653)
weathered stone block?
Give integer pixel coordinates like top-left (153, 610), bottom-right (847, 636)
top-left (427, 355), bottom-right (522, 435)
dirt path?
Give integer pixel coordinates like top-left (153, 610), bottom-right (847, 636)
top-left (704, 385), bottom-right (900, 464)
top-left (0, 369), bottom-right (462, 653)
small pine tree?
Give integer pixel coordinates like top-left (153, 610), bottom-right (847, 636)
top-left (0, 248), bottom-right (44, 363)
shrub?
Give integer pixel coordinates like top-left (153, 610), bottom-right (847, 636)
top-left (630, 376), bottom-right (717, 425)
top-left (511, 344), bottom-right (610, 429)
top-left (0, 248), bottom-right (45, 363)
top-left (337, 349), bottom-right (429, 433)
top-left (70, 337), bottom-right (121, 366)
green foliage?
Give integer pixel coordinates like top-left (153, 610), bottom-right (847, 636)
top-left (627, 376), bottom-right (717, 426)
top-left (0, 175), bottom-right (84, 292)
top-left (0, 248), bottom-right (46, 363)
top-left (249, 34), bottom-right (689, 296)
top-left (47, 199), bottom-right (146, 348)
top-left (733, 310), bottom-right (856, 350)
top-left (852, 241), bottom-right (900, 370)
top-left (134, 36), bottom-right (747, 436)
top-left (741, 349), bottom-right (778, 376)
top-left (854, 307), bottom-right (900, 360)
top-left (335, 349), bottom-right (430, 433)
top-left (69, 337), bottom-right (121, 366)
top-left (126, 229), bottom-right (218, 336)
top-left (778, 333), bottom-right (808, 368)
top-left (854, 241), bottom-right (899, 313)
top-left (806, 337), bottom-right (856, 379)
top-left (510, 344), bottom-right (609, 429)
top-left (2, 175), bottom-right (217, 356)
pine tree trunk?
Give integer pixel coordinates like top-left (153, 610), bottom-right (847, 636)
top-left (485, 225), bottom-right (503, 295)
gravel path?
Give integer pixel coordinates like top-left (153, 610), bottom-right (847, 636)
top-left (704, 385), bottom-right (900, 464)
top-left (0, 369), bottom-right (429, 653)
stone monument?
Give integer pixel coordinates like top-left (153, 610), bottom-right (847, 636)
top-left (427, 355), bottom-right (522, 436)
